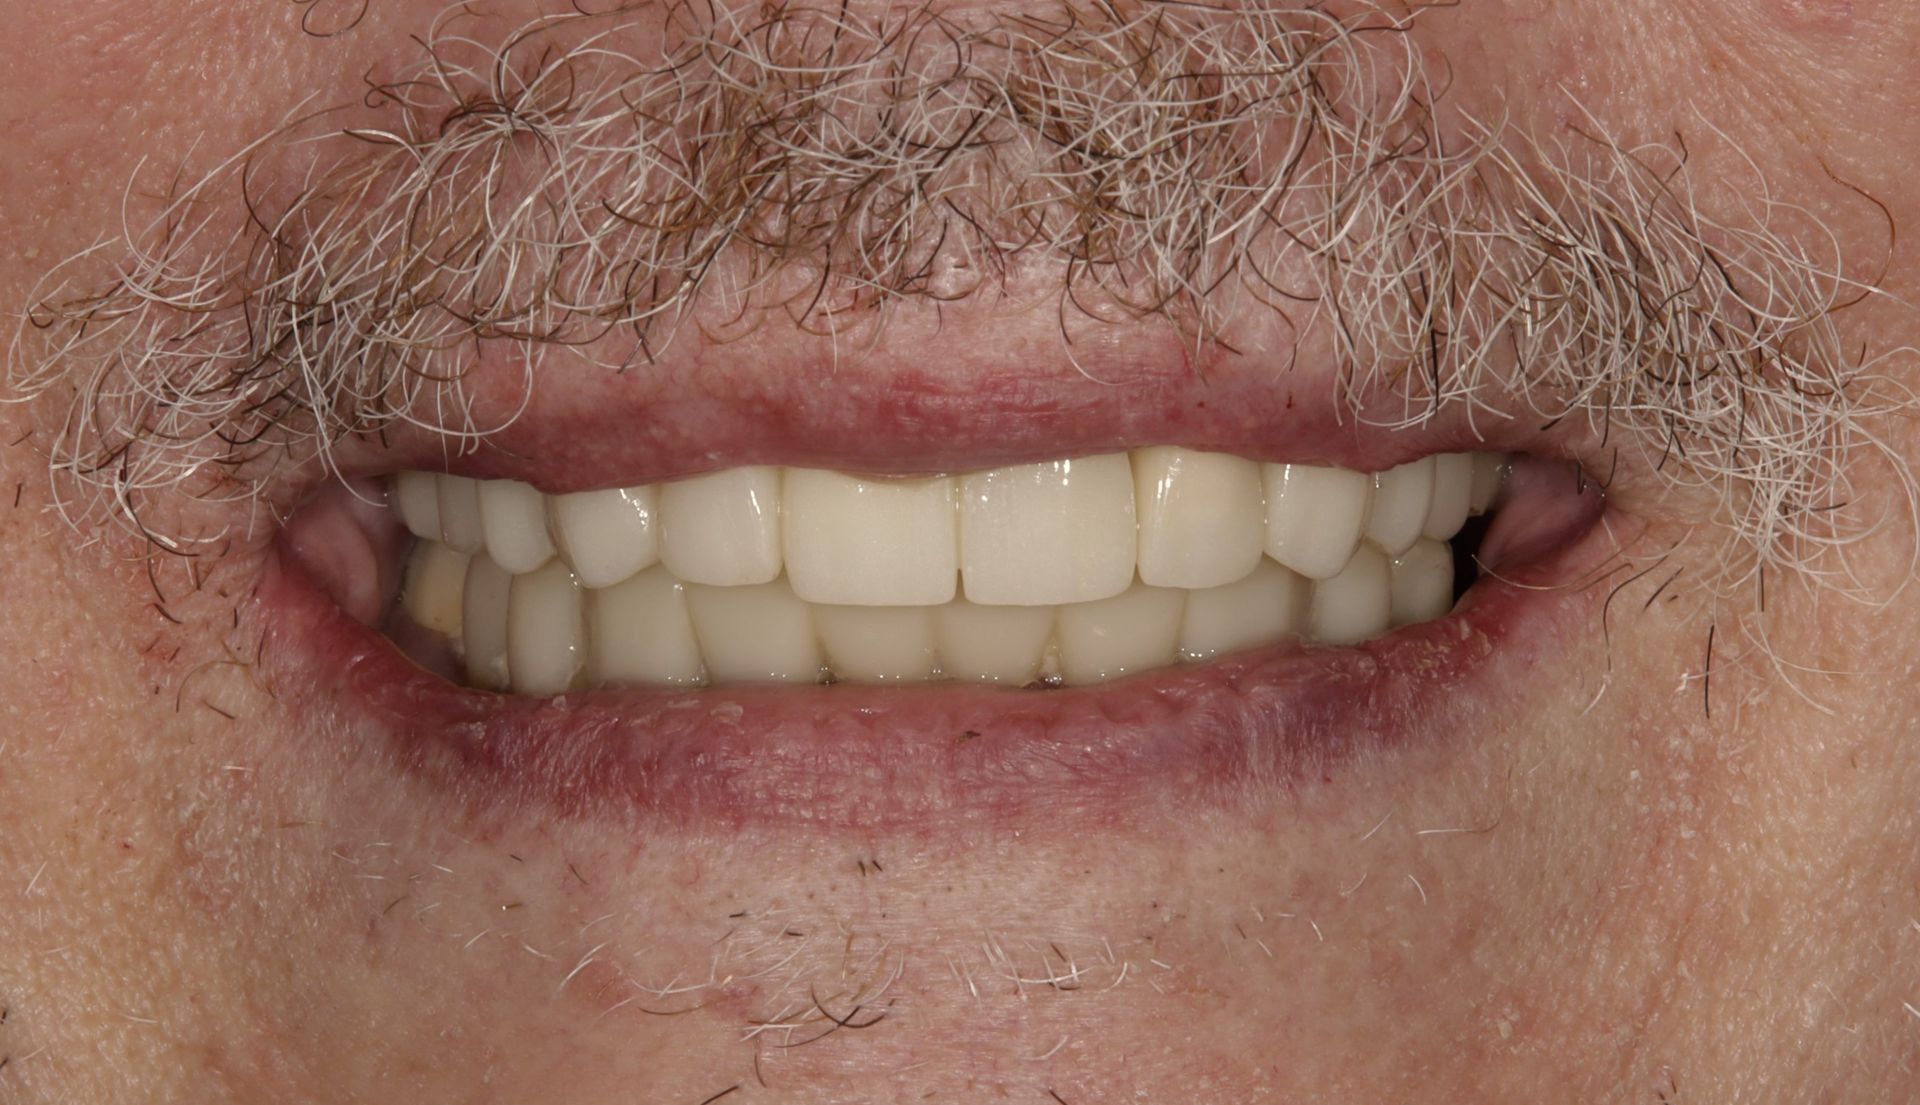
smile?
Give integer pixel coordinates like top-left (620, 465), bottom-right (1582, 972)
top-left (266, 354), bottom-right (1609, 830)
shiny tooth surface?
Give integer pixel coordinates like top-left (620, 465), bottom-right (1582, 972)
top-left (1132, 447), bottom-right (1265, 589)
top-left (660, 466), bottom-right (784, 586)
top-left (1309, 543), bottom-right (1392, 645)
top-left (1179, 559), bottom-right (1308, 661)
top-left (817, 605), bottom-right (938, 682)
top-left (551, 486), bottom-right (660, 589)
top-left (461, 554), bottom-right (515, 691)
top-left (685, 576), bottom-right (823, 683)
top-left (394, 447), bottom-right (1514, 692)
top-left (1469, 452), bottom-right (1507, 514)
top-left (1056, 580), bottom-right (1186, 684)
top-left (1362, 457), bottom-right (1434, 557)
top-left (438, 475), bottom-right (487, 555)
top-left (507, 560), bottom-right (586, 696)
top-left (1390, 539), bottom-right (1455, 627)
top-left (393, 471), bottom-right (444, 541)
top-left (960, 455), bottom-right (1136, 605)
top-left (784, 471), bottom-right (958, 606)
top-left (479, 479), bottom-right (557, 573)
top-left (1261, 463), bottom-right (1372, 580)
top-left (402, 541), bottom-right (470, 636)
top-left (587, 566), bottom-right (704, 686)
top-left (1422, 452), bottom-right (1475, 540)
top-left (934, 600), bottom-right (1055, 684)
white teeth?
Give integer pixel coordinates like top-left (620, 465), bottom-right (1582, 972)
top-left (1179, 559), bottom-right (1308, 661)
top-left (587, 566), bottom-right (705, 687)
top-left (816, 605), bottom-right (938, 683)
top-left (783, 471), bottom-right (958, 606)
top-left (395, 448), bottom-right (1512, 691)
top-left (1362, 457), bottom-right (1434, 557)
top-left (660, 467), bottom-right (784, 587)
top-left (1422, 452), bottom-right (1474, 541)
top-left (479, 479), bottom-right (557, 573)
top-left (934, 600), bottom-right (1056, 684)
top-left (1056, 580), bottom-right (1186, 684)
top-left (438, 475), bottom-right (487, 555)
top-left (393, 471), bottom-right (444, 542)
top-left (461, 554), bottom-right (515, 691)
top-left (685, 577), bottom-right (824, 683)
top-left (1469, 452), bottom-right (1508, 514)
top-left (506, 560), bottom-right (586, 696)
top-left (1131, 447), bottom-right (1265, 589)
top-left (402, 540), bottom-right (470, 636)
top-left (960, 455), bottom-right (1136, 605)
top-left (1390, 539), bottom-right (1455, 627)
top-left (1261, 463), bottom-right (1372, 580)
top-left (1308, 543), bottom-right (1393, 646)
top-left (550, 486), bottom-right (660, 589)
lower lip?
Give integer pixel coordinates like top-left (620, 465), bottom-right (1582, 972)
top-left (255, 540), bottom-right (1598, 835)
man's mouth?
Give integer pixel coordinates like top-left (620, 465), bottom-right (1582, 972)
top-left (381, 449), bottom-right (1507, 694)
top-left (266, 394), bottom-right (1608, 829)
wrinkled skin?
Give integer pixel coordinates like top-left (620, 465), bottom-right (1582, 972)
top-left (3, 1), bottom-right (1920, 1101)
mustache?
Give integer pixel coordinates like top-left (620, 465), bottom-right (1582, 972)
top-left (2, 0), bottom-right (1904, 589)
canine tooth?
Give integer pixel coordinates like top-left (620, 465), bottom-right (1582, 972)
top-left (587, 566), bottom-right (704, 686)
top-left (1179, 559), bottom-right (1308, 661)
top-left (934, 600), bottom-right (1055, 684)
top-left (438, 475), bottom-right (487, 555)
top-left (393, 471), bottom-right (443, 541)
top-left (507, 560), bottom-right (587, 696)
top-left (960, 455), bottom-right (1136, 605)
top-left (1132, 447), bottom-right (1265, 589)
top-left (461, 554), bottom-right (514, 691)
top-left (686, 577), bottom-right (823, 683)
top-left (1362, 457), bottom-right (1434, 557)
top-left (1422, 453), bottom-right (1474, 540)
top-left (402, 541), bottom-right (470, 636)
top-left (817, 606), bottom-right (938, 682)
top-left (660, 467), bottom-right (784, 586)
top-left (1308, 544), bottom-right (1392, 645)
top-left (1469, 452), bottom-right (1508, 514)
top-left (1261, 464), bottom-right (1371, 580)
top-left (551, 486), bottom-right (660, 589)
top-left (1056, 581), bottom-right (1186, 684)
top-left (479, 479), bottom-right (556, 573)
top-left (1390, 539), bottom-right (1455, 626)
top-left (784, 471), bottom-right (958, 606)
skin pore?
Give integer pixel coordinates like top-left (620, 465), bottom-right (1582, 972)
top-left (2, 0), bottom-right (1920, 1100)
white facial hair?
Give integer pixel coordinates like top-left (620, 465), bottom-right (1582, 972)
top-left (4, 0), bottom-right (1908, 597)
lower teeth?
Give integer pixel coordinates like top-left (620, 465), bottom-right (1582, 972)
top-left (386, 450), bottom-right (1506, 693)
top-left (398, 534), bottom-right (1472, 694)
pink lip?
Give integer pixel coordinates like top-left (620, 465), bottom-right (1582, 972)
top-left (322, 310), bottom-right (1556, 495)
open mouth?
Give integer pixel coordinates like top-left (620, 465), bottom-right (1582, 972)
top-left (268, 390), bottom-right (1609, 829)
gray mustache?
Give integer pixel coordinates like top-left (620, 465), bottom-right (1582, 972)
top-left (4, 0), bottom-right (1902, 592)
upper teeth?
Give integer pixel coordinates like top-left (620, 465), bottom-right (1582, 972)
top-left (390, 448), bottom-right (1508, 692)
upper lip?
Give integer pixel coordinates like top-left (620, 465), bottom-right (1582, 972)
top-left (306, 304), bottom-right (1563, 497)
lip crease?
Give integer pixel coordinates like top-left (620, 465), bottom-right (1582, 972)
top-left (259, 429), bottom-right (1610, 832)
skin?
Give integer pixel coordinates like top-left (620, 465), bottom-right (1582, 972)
top-left (2, 1), bottom-right (1919, 1101)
